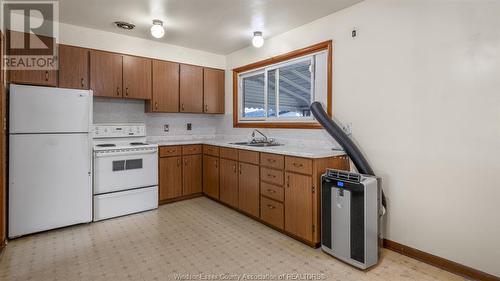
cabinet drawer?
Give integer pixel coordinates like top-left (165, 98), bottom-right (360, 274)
top-left (260, 153), bottom-right (284, 170)
top-left (260, 182), bottom-right (284, 202)
top-left (260, 197), bottom-right (284, 230)
top-left (203, 145), bottom-right (220, 157)
top-left (260, 167), bottom-right (284, 186)
top-left (285, 156), bottom-right (313, 174)
top-left (238, 150), bottom-right (259, 165)
top-left (220, 147), bottom-right (238, 160)
top-left (182, 144), bottom-right (202, 155)
top-left (159, 146), bottom-right (181, 157)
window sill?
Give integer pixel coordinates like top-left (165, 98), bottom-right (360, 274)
top-left (233, 121), bottom-right (323, 129)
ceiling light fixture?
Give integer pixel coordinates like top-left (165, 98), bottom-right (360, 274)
top-left (252, 31), bottom-right (264, 48)
top-left (151, 19), bottom-right (165, 39)
top-left (114, 21), bottom-right (135, 30)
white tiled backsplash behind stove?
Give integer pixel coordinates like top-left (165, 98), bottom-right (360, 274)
top-left (93, 98), bottom-right (220, 136)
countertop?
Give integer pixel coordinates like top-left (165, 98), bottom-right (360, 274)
top-left (148, 139), bottom-right (346, 159)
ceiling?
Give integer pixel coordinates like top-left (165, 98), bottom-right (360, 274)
top-left (57, 0), bottom-right (363, 54)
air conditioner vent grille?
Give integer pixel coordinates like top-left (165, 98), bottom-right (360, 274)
top-left (326, 169), bottom-right (361, 183)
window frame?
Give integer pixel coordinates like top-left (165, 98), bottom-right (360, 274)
top-left (232, 40), bottom-right (332, 129)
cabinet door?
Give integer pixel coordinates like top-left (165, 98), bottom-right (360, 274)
top-left (203, 68), bottom-right (224, 113)
top-left (58, 45), bottom-right (89, 89)
top-left (238, 163), bottom-right (260, 217)
top-left (180, 64), bottom-right (203, 112)
top-left (7, 31), bottom-right (57, 86)
top-left (159, 156), bottom-right (182, 201)
top-left (220, 159), bottom-right (238, 208)
top-left (9, 70), bottom-right (58, 87)
top-left (285, 172), bottom-right (313, 242)
top-left (152, 60), bottom-right (179, 112)
top-left (203, 155), bottom-right (220, 199)
top-left (90, 50), bottom-right (122, 98)
top-left (123, 55), bottom-right (152, 100)
top-left (182, 154), bottom-right (202, 195)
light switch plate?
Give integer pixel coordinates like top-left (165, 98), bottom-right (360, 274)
top-left (163, 124), bottom-right (169, 132)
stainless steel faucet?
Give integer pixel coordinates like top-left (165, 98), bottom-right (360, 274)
top-left (251, 129), bottom-right (268, 142)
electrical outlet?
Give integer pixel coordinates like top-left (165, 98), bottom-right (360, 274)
top-left (187, 123), bottom-right (192, 131)
top-left (163, 124), bottom-right (169, 132)
top-left (341, 122), bottom-right (352, 136)
top-left (351, 27), bottom-right (358, 39)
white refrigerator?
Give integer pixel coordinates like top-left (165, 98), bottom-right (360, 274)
top-left (9, 84), bottom-right (93, 238)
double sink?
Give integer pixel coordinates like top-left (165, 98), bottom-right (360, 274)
top-left (230, 141), bottom-right (283, 147)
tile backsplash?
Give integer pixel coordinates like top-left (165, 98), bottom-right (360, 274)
top-left (93, 97), bottom-right (220, 137)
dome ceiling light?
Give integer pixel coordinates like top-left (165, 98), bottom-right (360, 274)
top-left (151, 19), bottom-right (165, 39)
top-left (252, 31), bottom-right (264, 48)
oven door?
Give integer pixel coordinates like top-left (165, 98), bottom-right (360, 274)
top-left (94, 149), bottom-right (158, 194)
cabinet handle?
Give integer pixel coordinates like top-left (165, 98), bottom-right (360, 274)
top-left (267, 174), bottom-right (276, 178)
top-left (205, 104), bottom-right (208, 112)
top-left (45, 71), bottom-right (49, 81)
top-left (81, 78), bottom-right (84, 87)
top-left (239, 164), bottom-right (242, 175)
top-left (287, 175), bottom-right (290, 188)
top-left (125, 87), bottom-right (129, 97)
top-left (267, 158), bottom-right (276, 163)
top-left (293, 162), bottom-right (303, 167)
top-left (184, 159), bottom-right (188, 166)
top-left (177, 159), bottom-right (181, 167)
top-left (116, 87), bottom-right (120, 96)
top-left (267, 204), bottom-right (276, 209)
top-left (181, 103), bottom-right (185, 111)
top-left (267, 189), bottom-right (276, 193)
top-left (233, 164), bottom-right (236, 173)
top-left (215, 160), bottom-right (218, 169)
top-left (155, 102), bottom-right (158, 110)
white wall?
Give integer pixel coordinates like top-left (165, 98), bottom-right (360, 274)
top-left (57, 22), bottom-right (226, 137)
top-left (223, 0), bottom-right (500, 276)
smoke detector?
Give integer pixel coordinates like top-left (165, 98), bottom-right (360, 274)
top-left (114, 21), bottom-right (135, 30)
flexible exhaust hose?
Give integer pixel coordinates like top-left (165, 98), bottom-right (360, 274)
top-left (310, 102), bottom-right (386, 208)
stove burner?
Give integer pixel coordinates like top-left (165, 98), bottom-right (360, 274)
top-left (96, 144), bottom-right (116, 147)
top-left (130, 142), bottom-right (148, 146)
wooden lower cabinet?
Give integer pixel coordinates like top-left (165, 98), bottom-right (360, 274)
top-left (159, 156), bottom-right (182, 201)
top-left (238, 162), bottom-right (260, 217)
top-left (158, 145), bottom-right (202, 203)
top-left (260, 196), bottom-right (284, 229)
top-left (284, 172), bottom-right (313, 242)
top-left (182, 154), bottom-right (202, 195)
top-left (203, 155), bottom-right (220, 199)
top-left (219, 158), bottom-right (238, 208)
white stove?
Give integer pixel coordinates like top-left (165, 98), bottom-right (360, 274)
top-left (92, 124), bottom-right (158, 221)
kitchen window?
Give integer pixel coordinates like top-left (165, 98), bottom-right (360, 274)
top-left (233, 41), bottom-right (332, 129)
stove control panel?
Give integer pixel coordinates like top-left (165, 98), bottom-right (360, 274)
top-left (93, 124), bottom-right (146, 138)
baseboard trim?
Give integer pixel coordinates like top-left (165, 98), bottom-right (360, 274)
top-left (383, 239), bottom-right (499, 281)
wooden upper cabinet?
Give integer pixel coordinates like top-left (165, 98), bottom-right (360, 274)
top-left (151, 60), bottom-right (179, 112)
top-left (6, 31), bottom-right (58, 87)
top-left (220, 159), bottom-right (239, 208)
top-left (285, 172), bottom-right (313, 242)
top-left (180, 64), bottom-right (203, 112)
top-left (203, 68), bottom-right (225, 114)
top-left (182, 154), bottom-right (202, 195)
top-left (90, 50), bottom-right (123, 98)
top-left (238, 162), bottom-right (260, 218)
top-left (58, 45), bottom-right (89, 89)
top-left (123, 55), bottom-right (151, 100)
top-left (203, 155), bottom-right (220, 199)
top-left (9, 70), bottom-right (57, 87)
top-left (159, 156), bottom-right (183, 201)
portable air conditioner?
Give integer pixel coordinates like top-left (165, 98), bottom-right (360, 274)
top-left (321, 169), bottom-right (381, 269)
